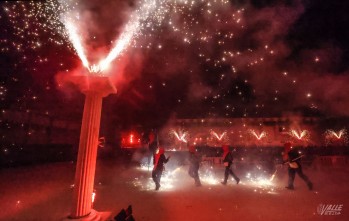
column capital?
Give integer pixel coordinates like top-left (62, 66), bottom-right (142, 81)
top-left (59, 75), bottom-right (117, 97)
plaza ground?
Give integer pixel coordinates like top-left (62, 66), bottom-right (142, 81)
top-left (0, 156), bottom-right (348, 221)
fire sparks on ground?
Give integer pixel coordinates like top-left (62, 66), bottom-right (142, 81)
top-left (133, 166), bottom-right (182, 191)
top-left (134, 161), bottom-right (279, 194)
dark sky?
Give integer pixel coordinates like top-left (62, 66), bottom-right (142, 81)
top-left (1, 0), bottom-right (349, 130)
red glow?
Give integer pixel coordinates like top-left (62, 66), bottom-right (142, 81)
top-left (121, 132), bottom-right (142, 148)
top-left (130, 134), bottom-right (134, 144)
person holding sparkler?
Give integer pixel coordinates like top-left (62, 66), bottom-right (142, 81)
top-left (221, 145), bottom-right (240, 185)
top-left (152, 147), bottom-right (170, 191)
top-left (283, 142), bottom-right (313, 190)
top-left (188, 145), bottom-right (202, 187)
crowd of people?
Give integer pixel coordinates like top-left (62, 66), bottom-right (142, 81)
top-left (149, 138), bottom-right (313, 191)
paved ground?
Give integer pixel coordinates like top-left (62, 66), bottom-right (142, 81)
top-left (0, 157), bottom-right (348, 221)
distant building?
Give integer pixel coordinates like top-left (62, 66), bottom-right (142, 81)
top-left (0, 110), bottom-right (80, 146)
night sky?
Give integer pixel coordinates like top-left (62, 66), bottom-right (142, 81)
top-left (1, 0), bottom-right (349, 130)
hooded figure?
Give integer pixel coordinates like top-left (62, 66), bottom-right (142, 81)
top-left (221, 145), bottom-right (240, 185)
top-left (148, 131), bottom-right (158, 167)
top-left (283, 142), bottom-right (292, 161)
top-left (188, 145), bottom-right (202, 187)
top-left (283, 143), bottom-right (313, 190)
top-left (152, 147), bottom-right (170, 190)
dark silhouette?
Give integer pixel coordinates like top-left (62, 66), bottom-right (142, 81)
top-left (188, 145), bottom-right (202, 187)
top-left (152, 147), bottom-right (170, 190)
top-left (221, 145), bottom-right (240, 185)
top-left (114, 205), bottom-right (135, 221)
top-left (283, 142), bottom-right (313, 190)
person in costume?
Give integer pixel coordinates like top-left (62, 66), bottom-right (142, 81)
top-left (221, 145), bottom-right (240, 185)
top-left (152, 147), bottom-right (170, 190)
top-left (283, 142), bottom-right (313, 190)
top-left (188, 145), bottom-right (202, 187)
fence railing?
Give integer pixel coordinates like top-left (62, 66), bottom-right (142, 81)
top-left (202, 155), bottom-right (349, 170)
top-left (312, 155), bottom-right (349, 169)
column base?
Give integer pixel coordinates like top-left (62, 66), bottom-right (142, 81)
top-left (62, 210), bottom-right (111, 221)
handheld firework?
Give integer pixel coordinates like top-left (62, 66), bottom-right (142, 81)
top-left (269, 155), bottom-right (305, 181)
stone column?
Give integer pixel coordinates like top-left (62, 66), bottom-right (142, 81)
top-left (66, 76), bottom-right (116, 220)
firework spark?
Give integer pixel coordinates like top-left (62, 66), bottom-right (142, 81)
top-left (327, 129), bottom-right (346, 139)
top-left (64, 20), bottom-right (89, 68)
top-left (97, 0), bottom-right (161, 72)
top-left (62, 0), bottom-right (164, 74)
top-left (289, 129), bottom-right (309, 141)
top-left (1, 0), bottom-right (237, 70)
top-left (248, 129), bottom-right (266, 140)
top-left (200, 165), bottom-right (220, 185)
top-left (1, 0), bottom-right (320, 121)
top-left (171, 129), bottom-right (188, 143)
top-left (324, 129), bottom-right (348, 145)
top-left (133, 166), bottom-right (181, 191)
top-left (242, 172), bottom-right (276, 194)
top-left (210, 131), bottom-right (226, 141)
top-left (269, 167), bottom-right (279, 182)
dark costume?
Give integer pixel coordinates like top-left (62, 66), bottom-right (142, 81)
top-left (152, 147), bottom-right (170, 190)
top-left (114, 205), bottom-right (135, 221)
top-left (148, 131), bottom-right (157, 167)
top-left (188, 146), bottom-right (202, 186)
top-left (221, 145), bottom-right (240, 185)
top-left (283, 143), bottom-right (313, 190)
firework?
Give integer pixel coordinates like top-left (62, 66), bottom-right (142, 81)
top-left (200, 164), bottom-right (220, 185)
top-left (248, 129), bottom-right (267, 140)
top-left (289, 129), bottom-right (310, 141)
top-left (96, 0), bottom-right (163, 73)
top-left (133, 166), bottom-right (181, 191)
top-left (62, 0), bottom-right (164, 73)
top-left (1, 0), bottom-right (245, 69)
top-left (64, 20), bottom-right (89, 68)
top-left (170, 129), bottom-right (188, 143)
top-left (2, 0), bottom-right (73, 50)
top-left (242, 171), bottom-right (276, 194)
top-left (2, 0), bottom-right (167, 72)
top-left (325, 129), bottom-right (347, 139)
top-left (269, 166), bottom-right (281, 182)
top-left (210, 130), bottom-right (227, 141)
top-left (1, 0), bottom-right (307, 120)
top-left (324, 129), bottom-right (348, 146)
